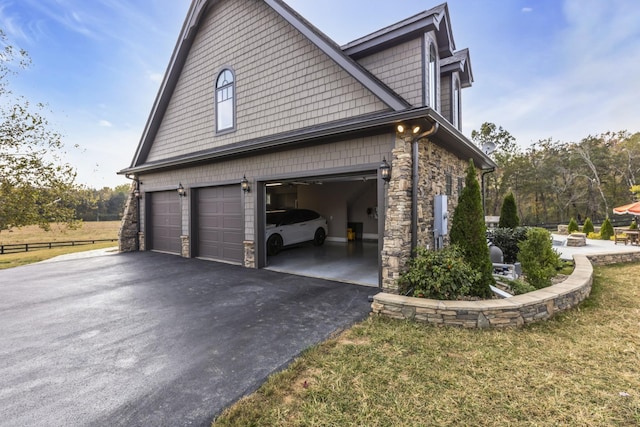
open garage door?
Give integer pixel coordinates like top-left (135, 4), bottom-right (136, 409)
top-left (195, 185), bottom-right (243, 264)
top-left (262, 172), bottom-right (381, 287)
top-left (149, 191), bottom-right (181, 254)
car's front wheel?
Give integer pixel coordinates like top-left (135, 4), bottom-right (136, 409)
top-left (313, 228), bottom-right (326, 246)
top-left (267, 234), bottom-right (283, 256)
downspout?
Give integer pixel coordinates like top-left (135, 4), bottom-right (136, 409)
top-left (411, 121), bottom-right (439, 255)
top-left (125, 173), bottom-right (141, 251)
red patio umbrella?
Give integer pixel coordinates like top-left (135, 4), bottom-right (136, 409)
top-left (613, 201), bottom-right (640, 215)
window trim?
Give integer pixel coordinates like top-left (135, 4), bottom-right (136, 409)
top-left (428, 42), bottom-right (437, 110)
top-left (215, 67), bottom-right (236, 134)
top-left (452, 75), bottom-right (461, 130)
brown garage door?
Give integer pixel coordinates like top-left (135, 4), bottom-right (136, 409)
top-left (149, 191), bottom-right (182, 254)
top-left (196, 185), bottom-right (243, 264)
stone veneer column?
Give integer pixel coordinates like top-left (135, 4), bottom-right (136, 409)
top-left (118, 182), bottom-right (139, 253)
top-left (380, 134), bottom-right (413, 293)
top-left (180, 235), bottom-right (190, 258)
top-left (244, 241), bottom-right (256, 268)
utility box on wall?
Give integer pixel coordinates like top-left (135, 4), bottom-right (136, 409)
top-left (434, 195), bottom-right (448, 249)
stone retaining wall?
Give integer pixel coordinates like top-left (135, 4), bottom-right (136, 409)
top-left (372, 253), bottom-right (604, 328)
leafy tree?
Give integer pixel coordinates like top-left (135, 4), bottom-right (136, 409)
top-left (450, 159), bottom-right (494, 297)
top-left (0, 30), bottom-right (78, 232)
top-left (582, 217), bottom-right (594, 235)
top-left (498, 192), bottom-right (519, 228)
top-left (600, 217), bottom-right (614, 240)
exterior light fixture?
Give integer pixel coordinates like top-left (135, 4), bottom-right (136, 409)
top-left (396, 124), bottom-right (405, 133)
top-left (177, 183), bottom-right (186, 197)
top-left (380, 157), bottom-right (391, 183)
top-left (133, 188), bottom-right (141, 199)
top-left (412, 125), bottom-right (421, 134)
top-left (241, 175), bottom-right (251, 193)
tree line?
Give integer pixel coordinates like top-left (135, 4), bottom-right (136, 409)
top-left (473, 123), bottom-right (640, 227)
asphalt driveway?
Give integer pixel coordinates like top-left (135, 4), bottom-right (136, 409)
top-left (0, 251), bottom-right (373, 426)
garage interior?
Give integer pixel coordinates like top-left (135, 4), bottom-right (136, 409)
top-left (263, 173), bottom-right (380, 287)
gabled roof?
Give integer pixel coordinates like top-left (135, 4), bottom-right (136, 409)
top-left (440, 48), bottom-right (473, 88)
top-left (342, 3), bottom-right (455, 60)
top-left (127, 0), bottom-right (409, 169)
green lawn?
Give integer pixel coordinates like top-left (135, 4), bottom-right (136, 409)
top-left (213, 263), bottom-right (640, 426)
top-left (0, 221), bottom-right (119, 270)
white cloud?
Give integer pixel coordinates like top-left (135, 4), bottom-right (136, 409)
top-left (521, 7), bottom-right (533, 13)
top-left (149, 72), bottom-right (163, 83)
top-left (98, 119), bottom-right (113, 127)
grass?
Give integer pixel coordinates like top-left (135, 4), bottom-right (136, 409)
top-left (213, 263), bottom-right (640, 426)
top-left (0, 221), bottom-right (120, 270)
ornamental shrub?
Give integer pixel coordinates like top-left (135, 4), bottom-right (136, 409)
top-left (517, 227), bottom-right (561, 289)
top-left (487, 226), bottom-right (529, 264)
top-left (504, 278), bottom-right (536, 295)
top-left (600, 217), bottom-right (614, 240)
top-left (450, 159), bottom-right (494, 298)
top-left (582, 217), bottom-right (594, 235)
top-left (630, 219), bottom-right (637, 230)
top-left (498, 192), bottom-right (520, 229)
top-left (398, 246), bottom-right (480, 300)
top-left (567, 217), bottom-right (579, 233)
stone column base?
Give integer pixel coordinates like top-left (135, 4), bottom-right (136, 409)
top-left (138, 232), bottom-right (145, 251)
top-left (181, 235), bottom-right (190, 258)
top-left (244, 241), bottom-right (256, 268)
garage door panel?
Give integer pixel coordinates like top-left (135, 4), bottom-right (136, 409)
top-left (196, 186), bottom-right (243, 264)
top-left (150, 191), bottom-right (181, 254)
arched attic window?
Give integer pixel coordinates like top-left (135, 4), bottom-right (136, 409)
top-left (216, 68), bottom-right (235, 133)
top-left (428, 43), bottom-right (437, 109)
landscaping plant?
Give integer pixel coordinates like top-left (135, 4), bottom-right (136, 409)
top-left (582, 217), bottom-right (594, 235)
top-left (517, 227), bottom-right (561, 289)
top-left (498, 192), bottom-right (519, 228)
top-left (450, 159), bottom-right (494, 298)
top-left (567, 217), bottom-right (579, 233)
top-left (398, 246), bottom-right (480, 300)
top-left (486, 226), bottom-right (529, 264)
top-left (629, 219), bottom-right (637, 230)
top-left (600, 217), bottom-right (614, 240)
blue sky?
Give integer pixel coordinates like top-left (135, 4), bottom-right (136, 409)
top-left (1, 0), bottom-right (639, 188)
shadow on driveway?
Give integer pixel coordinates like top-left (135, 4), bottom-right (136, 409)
top-left (0, 251), bottom-right (373, 426)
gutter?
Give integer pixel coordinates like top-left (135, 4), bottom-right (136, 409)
top-left (481, 167), bottom-right (496, 217)
top-left (411, 121), bottom-right (439, 255)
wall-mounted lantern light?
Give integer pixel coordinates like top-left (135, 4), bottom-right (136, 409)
top-left (380, 157), bottom-right (391, 183)
top-left (177, 183), bottom-right (186, 197)
top-left (133, 188), bottom-right (141, 199)
top-left (241, 175), bottom-right (251, 193)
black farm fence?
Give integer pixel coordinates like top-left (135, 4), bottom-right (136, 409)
top-left (0, 239), bottom-right (117, 255)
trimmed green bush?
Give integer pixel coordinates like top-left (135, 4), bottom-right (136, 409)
top-left (582, 217), bottom-right (594, 235)
top-left (398, 246), bottom-right (480, 300)
top-left (487, 227), bottom-right (529, 264)
top-left (517, 227), bottom-right (561, 289)
top-left (600, 217), bottom-right (614, 240)
top-left (504, 278), bottom-right (536, 295)
top-left (630, 219), bottom-right (637, 230)
top-left (567, 217), bottom-right (579, 233)
top-left (498, 192), bottom-right (520, 229)
top-left (450, 159), bottom-right (494, 298)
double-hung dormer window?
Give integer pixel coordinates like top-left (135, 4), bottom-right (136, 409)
top-left (216, 68), bottom-right (235, 133)
top-left (452, 76), bottom-right (460, 129)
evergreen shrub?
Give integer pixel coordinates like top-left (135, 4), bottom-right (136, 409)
top-left (517, 227), bottom-right (561, 289)
top-left (582, 217), bottom-right (594, 235)
top-left (567, 217), bottom-right (579, 233)
top-left (600, 217), bottom-right (614, 240)
top-left (398, 246), bottom-right (480, 300)
top-left (487, 227), bottom-right (529, 264)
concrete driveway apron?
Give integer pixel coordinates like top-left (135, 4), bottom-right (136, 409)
top-left (0, 251), bottom-right (373, 426)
